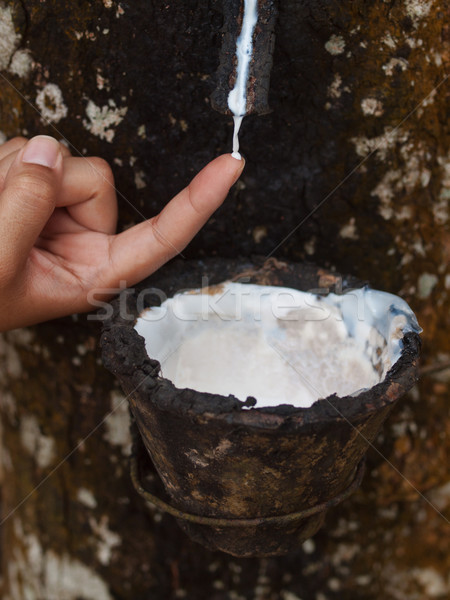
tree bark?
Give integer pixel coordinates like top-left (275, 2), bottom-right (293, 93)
top-left (0, 1), bottom-right (449, 598)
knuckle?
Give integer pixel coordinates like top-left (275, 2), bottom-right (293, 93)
top-left (87, 156), bottom-right (115, 187)
top-left (186, 185), bottom-right (203, 217)
top-left (59, 141), bottom-right (72, 157)
top-left (151, 215), bottom-right (176, 256)
top-left (9, 136), bottom-right (28, 146)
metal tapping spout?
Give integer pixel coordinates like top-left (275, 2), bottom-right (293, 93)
top-left (211, 0), bottom-right (279, 117)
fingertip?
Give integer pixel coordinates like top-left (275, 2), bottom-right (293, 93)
top-left (232, 154), bottom-right (245, 183)
top-left (208, 153), bottom-right (245, 185)
top-left (188, 154), bottom-right (244, 215)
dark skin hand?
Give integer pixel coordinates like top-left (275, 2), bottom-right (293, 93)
top-left (0, 135), bottom-right (245, 331)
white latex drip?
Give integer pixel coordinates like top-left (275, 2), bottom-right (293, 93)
top-left (231, 116), bottom-right (243, 160)
top-left (228, 0), bottom-right (258, 160)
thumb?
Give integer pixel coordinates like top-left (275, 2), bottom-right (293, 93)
top-left (0, 135), bottom-right (63, 275)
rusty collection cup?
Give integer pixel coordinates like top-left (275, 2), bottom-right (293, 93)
top-left (101, 259), bottom-right (420, 557)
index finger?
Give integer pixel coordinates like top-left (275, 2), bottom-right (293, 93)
top-left (105, 154), bottom-right (244, 286)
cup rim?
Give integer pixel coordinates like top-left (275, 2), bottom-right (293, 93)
top-left (100, 258), bottom-right (421, 430)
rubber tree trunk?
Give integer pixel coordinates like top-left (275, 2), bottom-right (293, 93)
top-left (0, 1), bottom-right (449, 599)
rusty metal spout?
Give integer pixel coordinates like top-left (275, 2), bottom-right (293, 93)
top-left (211, 0), bottom-right (279, 116)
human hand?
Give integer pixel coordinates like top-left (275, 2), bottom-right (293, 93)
top-left (0, 135), bottom-right (244, 331)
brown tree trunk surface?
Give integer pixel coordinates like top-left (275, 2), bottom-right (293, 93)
top-left (0, 1), bottom-right (449, 599)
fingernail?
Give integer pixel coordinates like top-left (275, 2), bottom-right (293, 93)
top-left (233, 157), bottom-right (246, 183)
top-left (22, 135), bottom-right (61, 168)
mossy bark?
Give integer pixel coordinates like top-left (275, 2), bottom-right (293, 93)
top-left (0, 1), bottom-right (449, 599)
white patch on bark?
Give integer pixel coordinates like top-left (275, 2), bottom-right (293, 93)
top-left (361, 97), bottom-right (384, 117)
top-left (9, 519), bottom-right (113, 600)
top-left (396, 205), bottom-right (413, 220)
top-left (356, 575), bottom-right (372, 586)
top-left (331, 543), bottom-right (360, 567)
top-left (0, 390), bottom-right (17, 425)
top-left (412, 238), bottom-right (426, 257)
top-left (83, 99), bottom-right (128, 142)
top-left (330, 578), bottom-right (343, 592)
top-left (134, 169), bottom-right (147, 189)
top-left (420, 169), bottom-right (431, 187)
top-left (96, 72), bottom-right (105, 90)
top-left (252, 225), bottom-right (267, 244)
top-left (36, 84), bottom-right (68, 124)
top-left (89, 516), bottom-right (121, 566)
top-left (0, 334), bottom-right (23, 381)
top-left (96, 69), bottom-right (111, 92)
top-left (399, 142), bottom-right (428, 191)
top-left (20, 415), bottom-right (56, 469)
top-left (327, 73), bottom-right (350, 99)
top-left (432, 196), bottom-right (448, 225)
top-left (417, 273), bottom-right (438, 299)
top-left (339, 218), bottom-right (359, 240)
top-left (382, 57), bottom-right (409, 76)
top-left (185, 448), bottom-right (210, 467)
top-left (381, 33), bottom-right (398, 49)
top-left (418, 88), bottom-right (437, 114)
top-left (302, 538), bottom-right (315, 554)
top-left (370, 142), bottom-right (431, 219)
top-left (103, 391), bottom-right (131, 455)
top-left (411, 567), bottom-right (449, 597)
top-left (325, 34), bottom-right (345, 55)
top-left (303, 237), bottom-right (316, 256)
top-left (76, 487), bottom-right (98, 509)
top-left (424, 88), bottom-right (437, 108)
top-left (372, 170), bottom-right (401, 219)
top-left (0, 418), bottom-right (6, 483)
top-left (404, 0), bottom-right (434, 27)
top-left (351, 127), bottom-right (409, 161)
top-left (281, 592), bottom-right (302, 600)
top-left (405, 36), bottom-right (424, 48)
top-left (9, 49), bottom-right (33, 78)
top-left (45, 552), bottom-right (113, 600)
top-left (8, 328), bottom-right (34, 346)
top-left (0, 5), bottom-right (20, 70)
top-left (433, 52), bottom-right (442, 67)
top-left (434, 154), bottom-right (450, 224)
top-left (0, 416), bottom-right (13, 481)
top-left (426, 481), bottom-right (450, 510)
